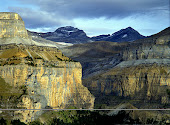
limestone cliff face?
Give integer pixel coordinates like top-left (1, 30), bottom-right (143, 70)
top-left (0, 44), bottom-right (94, 123)
top-left (0, 12), bottom-right (60, 48)
top-left (122, 42), bottom-right (169, 61)
top-left (83, 34), bottom-right (170, 107)
top-left (0, 63), bottom-right (94, 122)
top-left (0, 63), bottom-right (94, 108)
top-left (0, 12), bottom-right (95, 123)
top-left (0, 12), bottom-right (28, 39)
top-left (84, 64), bottom-right (169, 104)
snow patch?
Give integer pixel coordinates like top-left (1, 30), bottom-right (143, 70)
top-left (56, 42), bottom-right (73, 46)
top-left (122, 34), bottom-right (127, 38)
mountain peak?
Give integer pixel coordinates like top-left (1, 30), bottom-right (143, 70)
top-left (35, 26), bottom-right (90, 44)
top-left (92, 27), bottom-right (145, 42)
top-left (126, 27), bottom-right (134, 30)
top-left (125, 27), bottom-right (137, 32)
top-left (111, 27), bottom-right (137, 36)
top-left (55, 26), bottom-right (79, 33)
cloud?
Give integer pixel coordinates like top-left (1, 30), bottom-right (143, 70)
top-left (8, 0), bottom-right (169, 34)
top-left (12, 0), bottom-right (168, 19)
top-left (8, 7), bottom-right (74, 29)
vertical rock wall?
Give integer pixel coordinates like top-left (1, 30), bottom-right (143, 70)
top-left (0, 63), bottom-right (94, 122)
top-left (0, 12), bottom-right (28, 39)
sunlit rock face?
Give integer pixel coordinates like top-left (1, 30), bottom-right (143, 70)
top-left (0, 62), bottom-right (94, 109)
top-left (0, 12), bottom-right (28, 39)
top-left (0, 12), bottom-right (59, 47)
top-left (0, 12), bottom-right (95, 123)
top-left (0, 63), bottom-right (94, 122)
top-left (0, 44), bottom-right (94, 123)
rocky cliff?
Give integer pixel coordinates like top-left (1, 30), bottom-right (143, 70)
top-left (0, 12), bottom-right (28, 39)
top-left (0, 12), bottom-right (94, 123)
top-left (0, 12), bottom-right (60, 48)
top-left (0, 44), bottom-right (94, 123)
top-left (82, 28), bottom-right (170, 108)
top-left (84, 64), bottom-right (169, 104)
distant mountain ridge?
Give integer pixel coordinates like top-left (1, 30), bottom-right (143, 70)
top-left (91, 27), bottom-right (145, 42)
top-left (61, 27), bottom-right (170, 111)
top-left (28, 26), bottom-right (91, 44)
top-left (28, 26), bottom-right (146, 44)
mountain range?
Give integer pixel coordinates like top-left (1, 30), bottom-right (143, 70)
top-left (61, 27), bottom-right (170, 110)
top-left (0, 12), bottom-right (170, 124)
top-left (28, 26), bottom-right (91, 44)
top-left (28, 26), bottom-right (145, 44)
top-left (91, 27), bottom-right (145, 42)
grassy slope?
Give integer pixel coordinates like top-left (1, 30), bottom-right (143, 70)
top-left (0, 76), bottom-right (25, 122)
top-left (0, 45), bottom-right (73, 66)
top-left (61, 41), bottom-right (128, 58)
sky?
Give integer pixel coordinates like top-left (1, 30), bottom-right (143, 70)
top-left (0, 0), bottom-right (169, 37)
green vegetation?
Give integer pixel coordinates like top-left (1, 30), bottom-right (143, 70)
top-left (0, 59), bottom-right (21, 66)
top-left (50, 64), bottom-right (64, 68)
top-left (29, 120), bottom-right (43, 125)
top-left (30, 109), bottom-right (142, 125)
top-left (0, 77), bottom-right (27, 122)
top-left (11, 119), bottom-right (26, 125)
top-left (56, 56), bottom-right (62, 61)
top-left (0, 77), bottom-right (12, 96)
top-left (24, 56), bottom-right (33, 61)
top-left (160, 68), bottom-right (167, 75)
top-left (25, 62), bottom-right (35, 66)
top-left (0, 48), bottom-right (19, 58)
top-left (55, 56), bottom-right (73, 62)
top-left (146, 117), bottom-right (169, 125)
top-left (167, 89), bottom-right (170, 99)
top-left (0, 77), bottom-right (22, 97)
top-left (0, 118), bottom-right (26, 125)
top-left (94, 104), bottom-right (107, 109)
top-left (0, 118), bottom-right (7, 125)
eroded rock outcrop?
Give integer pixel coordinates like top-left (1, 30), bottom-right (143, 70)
top-left (0, 12), bottom-right (60, 48)
top-left (84, 64), bottom-right (169, 103)
top-left (0, 44), bottom-right (94, 123)
top-left (83, 30), bottom-right (170, 108)
top-left (0, 12), bottom-right (94, 123)
top-left (0, 12), bottom-right (28, 39)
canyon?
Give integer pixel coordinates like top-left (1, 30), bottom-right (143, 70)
top-left (0, 12), bottom-right (169, 124)
top-left (62, 27), bottom-right (170, 109)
